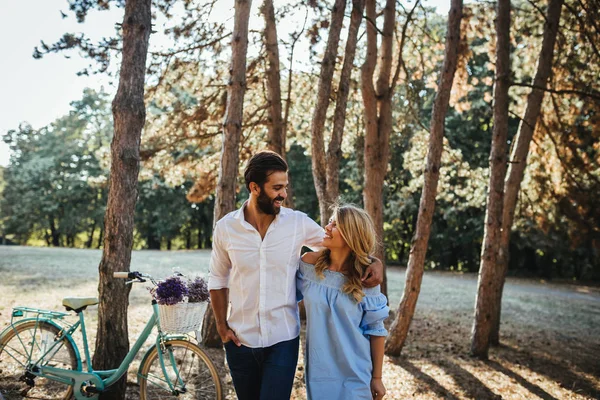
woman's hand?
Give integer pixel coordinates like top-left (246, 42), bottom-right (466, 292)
top-left (371, 378), bottom-right (386, 399)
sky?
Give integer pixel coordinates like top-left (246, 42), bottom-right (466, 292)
top-left (0, 0), bottom-right (450, 167)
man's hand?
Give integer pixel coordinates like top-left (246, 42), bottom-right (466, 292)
top-left (217, 322), bottom-right (241, 346)
top-left (362, 257), bottom-right (384, 288)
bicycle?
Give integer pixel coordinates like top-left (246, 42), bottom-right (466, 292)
top-left (0, 271), bottom-right (223, 399)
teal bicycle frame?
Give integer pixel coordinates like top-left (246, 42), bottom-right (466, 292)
top-left (4, 301), bottom-right (190, 400)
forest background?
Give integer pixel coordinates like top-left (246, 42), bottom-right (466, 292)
top-left (1, 0), bottom-right (598, 283)
top-left (1, 0), bottom-right (599, 397)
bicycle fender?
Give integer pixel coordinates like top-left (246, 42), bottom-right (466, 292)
top-left (0, 317), bottom-right (83, 371)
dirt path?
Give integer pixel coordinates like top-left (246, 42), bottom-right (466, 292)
top-left (1, 246), bottom-right (599, 399)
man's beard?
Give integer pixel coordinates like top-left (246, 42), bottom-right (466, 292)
top-left (257, 190), bottom-right (284, 215)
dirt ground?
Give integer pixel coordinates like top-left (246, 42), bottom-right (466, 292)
top-left (1, 246), bottom-right (599, 399)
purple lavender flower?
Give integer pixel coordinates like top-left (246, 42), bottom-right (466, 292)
top-left (187, 276), bottom-right (210, 303)
top-left (155, 276), bottom-right (188, 305)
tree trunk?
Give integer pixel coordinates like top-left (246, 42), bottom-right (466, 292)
top-left (203, 0), bottom-right (252, 348)
top-left (325, 0), bottom-right (365, 211)
top-left (310, 0), bottom-right (346, 225)
top-left (48, 216), bottom-right (60, 247)
top-left (97, 226), bottom-right (104, 249)
top-left (361, 0), bottom-right (396, 296)
top-left (262, 0), bottom-right (284, 156)
top-left (185, 227), bottom-right (192, 249)
top-left (261, 0), bottom-right (295, 209)
top-left (385, 0), bottom-right (463, 356)
top-left (86, 220), bottom-right (96, 249)
top-left (146, 233), bottom-right (161, 250)
top-left (471, 0), bottom-right (511, 359)
top-left (490, 0), bottom-right (563, 345)
top-left (92, 1), bottom-right (151, 399)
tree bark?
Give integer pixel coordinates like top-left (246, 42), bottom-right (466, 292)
top-left (92, 1), bottom-right (151, 399)
top-left (490, 0), bottom-right (563, 345)
top-left (203, 0), bottom-right (252, 348)
top-left (385, 0), bottom-right (463, 356)
top-left (471, 0), bottom-right (511, 359)
top-left (360, 0), bottom-right (396, 296)
top-left (262, 0), bottom-right (284, 156)
top-left (310, 0), bottom-right (346, 225)
top-left (325, 0), bottom-right (365, 213)
top-left (261, 0), bottom-right (296, 209)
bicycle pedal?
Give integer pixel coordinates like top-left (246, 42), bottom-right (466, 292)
top-left (19, 372), bottom-right (35, 387)
top-left (82, 386), bottom-right (102, 394)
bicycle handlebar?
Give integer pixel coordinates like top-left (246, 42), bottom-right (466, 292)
top-left (113, 271), bottom-right (152, 284)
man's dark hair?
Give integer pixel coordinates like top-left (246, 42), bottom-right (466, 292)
top-left (244, 150), bottom-right (288, 191)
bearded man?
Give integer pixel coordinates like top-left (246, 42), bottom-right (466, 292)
top-left (208, 150), bottom-right (383, 400)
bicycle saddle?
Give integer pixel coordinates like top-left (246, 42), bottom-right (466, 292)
top-left (63, 297), bottom-right (99, 311)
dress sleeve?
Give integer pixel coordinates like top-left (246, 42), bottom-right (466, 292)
top-left (208, 222), bottom-right (231, 290)
top-left (360, 289), bottom-right (389, 338)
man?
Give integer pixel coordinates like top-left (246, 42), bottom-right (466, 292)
top-left (208, 150), bottom-right (383, 400)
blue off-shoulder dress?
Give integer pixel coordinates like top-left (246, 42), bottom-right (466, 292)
top-left (296, 259), bottom-right (389, 400)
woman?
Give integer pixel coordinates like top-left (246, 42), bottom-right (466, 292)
top-left (297, 204), bottom-right (389, 400)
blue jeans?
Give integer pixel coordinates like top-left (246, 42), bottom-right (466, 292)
top-left (224, 336), bottom-right (299, 400)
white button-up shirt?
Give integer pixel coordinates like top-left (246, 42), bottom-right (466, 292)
top-left (208, 202), bottom-right (324, 348)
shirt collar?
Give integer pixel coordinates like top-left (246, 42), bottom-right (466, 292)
top-left (234, 200), bottom-right (287, 230)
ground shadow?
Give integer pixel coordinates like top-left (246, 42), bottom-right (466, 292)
top-left (434, 358), bottom-right (501, 399)
top-left (494, 343), bottom-right (600, 399)
top-left (485, 359), bottom-right (558, 400)
top-left (390, 357), bottom-right (461, 399)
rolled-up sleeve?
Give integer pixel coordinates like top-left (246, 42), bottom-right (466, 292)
top-left (208, 222), bottom-right (231, 290)
top-left (302, 214), bottom-right (325, 250)
top-left (360, 291), bottom-right (389, 338)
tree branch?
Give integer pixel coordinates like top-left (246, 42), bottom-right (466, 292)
top-left (510, 81), bottom-right (600, 101)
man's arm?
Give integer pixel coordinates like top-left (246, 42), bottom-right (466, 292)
top-left (362, 256), bottom-right (384, 288)
top-left (207, 222), bottom-right (240, 346)
top-left (210, 288), bottom-right (241, 346)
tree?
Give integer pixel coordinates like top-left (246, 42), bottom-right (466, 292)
top-left (261, 0), bottom-right (297, 209)
top-left (360, 0), bottom-right (418, 295)
top-left (202, 0), bottom-right (253, 348)
top-left (471, 0), bottom-right (511, 359)
top-left (262, 0), bottom-right (285, 156)
top-left (92, 1), bottom-right (152, 399)
top-left (490, 0), bottom-right (564, 345)
top-left (310, 0), bottom-right (347, 224)
top-left (1, 89), bottom-right (111, 247)
top-left (385, 0), bottom-right (464, 356)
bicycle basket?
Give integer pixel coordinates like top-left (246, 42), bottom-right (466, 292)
top-left (158, 302), bottom-right (208, 334)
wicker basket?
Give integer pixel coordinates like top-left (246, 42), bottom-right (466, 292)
top-left (158, 302), bottom-right (208, 334)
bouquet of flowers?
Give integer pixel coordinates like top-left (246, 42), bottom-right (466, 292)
top-left (152, 274), bottom-right (210, 334)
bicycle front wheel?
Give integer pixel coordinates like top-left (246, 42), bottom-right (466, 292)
top-left (0, 320), bottom-right (78, 399)
top-left (139, 339), bottom-right (222, 400)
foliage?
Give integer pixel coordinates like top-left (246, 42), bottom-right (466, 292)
top-left (2, 0), bottom-right (598, 281)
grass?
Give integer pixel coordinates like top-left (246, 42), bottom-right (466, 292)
top-left (1, 246), bottom-right (599, 399)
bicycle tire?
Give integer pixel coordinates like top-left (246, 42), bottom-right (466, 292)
top-left (0, 320), bottom-right (78, 399)
top-left (138, 339), bottom-right (222, 400)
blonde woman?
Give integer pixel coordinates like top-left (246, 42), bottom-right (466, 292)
top-left (297, 204), bottom-right (389, 400)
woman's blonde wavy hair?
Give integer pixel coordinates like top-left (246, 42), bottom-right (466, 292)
top-left (314, 204), bottom-right (377, 302)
